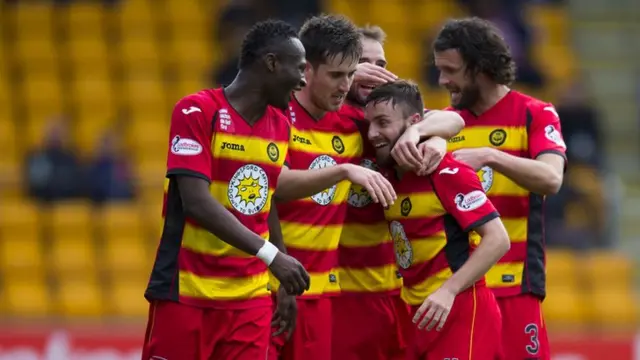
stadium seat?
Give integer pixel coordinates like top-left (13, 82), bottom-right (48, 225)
top-left (22, 71), bottom-right (63, 113)
top-left (63, 2), bottom-right (105, 37)
top-left (49, 201), bottom-right (94, 236)
top-left (543, 285), bottom-right (589, 325)
top-left (369, 0), bottom-right (405, 28)
top-left (54, 274), bottom-right (104, 317)
top-left (0, 120), bottom-right (18, 169)
top-left (107, 273), bottom-right (149, 317)
top-left (100, 202), bottom-right (144, 236)
top-left (0, 200), bottom-right (40, 239)
top-left (589, 288), bottom-right (639, 327)
top-left (48, 201), bottom-right (96, 274)
top-left (14, 38), bottom-right (59, 66)
top-left (0, 234), bottom-right (44, 275)
top-left (546, 249), bottom-right (581, 287)
top-left (10, 3), bottom-right (54, 39)
top-left (65, 37), bottom-right (110, 66)
top-left (584, 251), bottom-right (633, 289)
top-left (2, 272), bottom-right (51, 317)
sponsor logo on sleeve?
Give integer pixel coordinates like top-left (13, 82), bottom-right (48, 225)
top-left (171, 136), bottom-right (203, 156)
top-left (454, 190), bottom-right (487, 212)
top-left (544, 125), bottom-right (566, 148)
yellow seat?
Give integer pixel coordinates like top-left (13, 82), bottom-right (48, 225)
top-left (100, 202), bottom-right (145, 237)
top-left (123, 76), bottom-right (165, 109)
top-left (49, 236), bottom-right (97, 274)
top-left (584, 251), bottom-right (633, 289)
top-left (48, 201), bottom-right (96, 273)
top-left (14, 38), bottom-right (58, 65)
top-left (2, 272), bottom-right (51, 316)
top-left (117, 0), bottom-right (155, 33)
top-left (54, 274), bottom-right (104, 317)
top-left (545, 249), bottom-right (580, 287)
top-left (543, 285), bottom-right (588, 325)
top-left (11, 3), bottom-right (54, 39)
top-left (66, 37), bottom-right (109, 65)
top-left (22, 72), bottom-right (63, 111)
top-left (0, 120), bottom-right (18, 169)
top-left (588, 289), bottom-right (639, 327)
top-left (64, 2), bottom-right (104, 36)
top-left (49, 201), bottom-right (94, 235)
top-left (108, 273), bottom-right (149, 317)
top-left (0, 234), bottom-right (44, 274)
top-left (104, 235), bottom-right (149, 274)
top-left (0, 199), bottom-right (40, 236)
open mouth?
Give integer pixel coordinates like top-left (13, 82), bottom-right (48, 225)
top-left (372, 142), bottom-right (389, 149)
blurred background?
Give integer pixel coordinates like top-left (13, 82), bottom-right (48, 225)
top-left (0, 0), bottom-right (638, 358)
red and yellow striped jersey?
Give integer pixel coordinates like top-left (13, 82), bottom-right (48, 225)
top-left (384, 154), bottom-right (499, 306)
top-left (446, 90), bottom-right (567, 298)
top-left (337, 103), bottom-right (402, 295)
top-left (145, 88), bottom-right (290, 309)
top-left (273, 98), bottom-right (362, 298)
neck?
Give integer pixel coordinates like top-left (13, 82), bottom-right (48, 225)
top-left (295, 87), bottom-right (326, 120)
top-left (224, 70), bottom-right (268, 124)
top-left (469, 84), bottom-right (510, 115)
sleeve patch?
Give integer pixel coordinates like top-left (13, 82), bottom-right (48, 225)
top-left (454, 190), bottom-right (488, 212)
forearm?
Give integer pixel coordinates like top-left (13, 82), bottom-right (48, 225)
top-left (275, 164), bottom-right (350, 202)
top-left (487, 150), bottom-right (562, 195)
top-left (184, 196), bottom-right (266, 256)
top-left (267, 200), bottom-right (287, 253)
top-left (415, 110), bottom-right (465, 139)
top-left (441, 235), bottom-right (510, 295)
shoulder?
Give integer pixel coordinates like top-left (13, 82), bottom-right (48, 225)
top-left (174, 89), bottom-right (221, 117)
top-left (430, 154), bottom-right (477, 182)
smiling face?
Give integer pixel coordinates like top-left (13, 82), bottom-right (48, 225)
top-left (347, 37), bottom-right (387, 106)
top-left (266, 37), bottom-right (308, 109)
top-left (304, 53), bottom-right (358, 112)
top-left (434, 48), bottom-right (481, 110)
top-left (365, 100), bottom-right (419, 167)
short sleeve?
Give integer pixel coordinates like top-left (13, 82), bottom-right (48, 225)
top-left (431, 156), bottom-right (499, 232)
top-left (528, 104), bottom-right (567, 160)
top-left (166, 96), bottom-right (214, 182)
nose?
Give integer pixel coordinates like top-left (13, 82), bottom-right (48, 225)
top-left (298, 77), bottom-right (307, 89)
top-left (438, 71), bottom-right (450, 87)
top-left (338, 77), bottom-right (351, 94)
top-left (367, 125), bottom-right (379, 143)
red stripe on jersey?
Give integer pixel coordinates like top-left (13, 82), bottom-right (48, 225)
top-left (178, 247), bottom-right (267, 278)
top-left (338, 241), bottom-right (395, 269)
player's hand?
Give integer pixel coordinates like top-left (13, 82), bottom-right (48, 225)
top-left (391, 125), bottom-right (423, 171)
top-left (452, 147), bottom-right (493, 171)
top-left (413, 287), bottom-right (456, 331)
top-left (271, 287), bottom-right (298, 340)
top-left (354, 63), bottom-right (398, 85)
top-left (416, 137), bottom-right (447, 176)
top-left (343, 163), bottom-right (396, 207)
top-left (269, 253), bottom-right (310, 296)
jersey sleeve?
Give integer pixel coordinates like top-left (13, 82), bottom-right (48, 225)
top-left (166, 96), bottom-right (214, 182)
top-left (528, 104), bottom-right (567, 160)
top-left (431, 157), bottom-right (499, 232)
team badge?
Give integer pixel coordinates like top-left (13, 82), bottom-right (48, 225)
top-left (478, 166), bottom-right (494, 192)
top-left (331, 136), bottom-right (345, 154)
top-left (347, 159), bottom-right (378, 208)
top-left (228, 164), bottom-right (269, 215)
top-left (390, 221), bottom-right (413, 269)
top-left (400, 197), bottom-right (412, 216)
top-left (267, 142), bottom-right (279, 162)
top-left (489, 129), bottom-right (507, 146)
top-left (309, 155), bottom-right (338, 205)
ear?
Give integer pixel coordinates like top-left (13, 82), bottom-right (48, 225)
top-left (409, 112), bottom-right (422, 125)
top-left (264, 53), bottom-right (277, 72)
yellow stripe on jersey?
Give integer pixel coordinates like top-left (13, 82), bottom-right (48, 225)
top-left (211, 133), bottom-right (288, 166)
top-left (448, 126), bottom-right (528, 151)
top-left (402, 267), bottom-right (454, 305)
top-left (181, 224), bottom-right (269, 257)
top-left (179, 270), bottom-right (271, 301)
top-left (289, 128), bottom-right (363, 158)
top-left (502, 219), bottom-right (527, 242)
top-left (339, 223), bottom-right (390, 247)
top-left (295, 180), bottom-right (352, 205)
top-left (270, 271), bottom-right (341, 296)
top-left (279, 222), bottom-right (342, 251)
top-left (408, 235), bottom-right (447, 265)
top-left (385, 192), bottom-right (444, 219)
top-left (481, 170), bottom-right (530, 197)
top-left (338, 265), bottom-right (402, 293)
top-left (485, 262), bottom-right (525, 288)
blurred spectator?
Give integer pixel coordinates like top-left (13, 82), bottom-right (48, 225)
top-left (24, 117), bottom-right (84, 203)
top-left (86, 130), bottom-right (136, 205)
top-left (424, 0), bottom-right (544, 89)
top-left (211, 5), bottom-right (257, 87)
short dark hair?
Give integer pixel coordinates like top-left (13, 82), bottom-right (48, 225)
top-left (359, 25), bottom-right (386, 44)
top-left (433, 17), bottom-right (516, 85)
top-left (299, 14), bottom-right (362, 67)
top-left (238, 19), bottom-right (298, 69)
top-left (366, 80), bottom-right (424, 118)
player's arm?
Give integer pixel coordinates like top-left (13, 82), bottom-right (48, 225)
top-left (267, 197), bottom-right (287, 254)
top-left (275, 164), bottom-right (396, 207)
top-left (168, 98), bottom-right (309, 294)
top-left (392, 110), bottom-right (464, 171)
top-left (485, 105), bottom-right (566, 195)
top-left (435, 163), bottom-right (510, 296)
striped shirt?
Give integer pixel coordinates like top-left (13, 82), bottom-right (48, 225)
top-left (146, 88), bottom-right (289, 308)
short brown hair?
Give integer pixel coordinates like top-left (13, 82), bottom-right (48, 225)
top-left (358, 25), bottom-right (386, 44)
top-left (366, 80), bottom-right (424, 118)
top-left (299, 14), bottom-right (362, 67)
top-left (433, 17), bottom-right (516, 85)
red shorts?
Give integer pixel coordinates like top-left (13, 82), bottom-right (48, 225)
top-left (141, 300), bottom-right (271, 360)
top-left (332, 294), bottom-right (410, 360)
top-left (406, 285), bottom-right (502, 360)
top-left (268, 297), bottom-right (332, 360)
top-left (497, 294), bottom-right (550, 360)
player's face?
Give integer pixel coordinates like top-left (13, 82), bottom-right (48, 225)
top-left (305, 54), bottom-right (358, 111)
top-left (347, 38), bottom-right (387, 106)
top-left (269, 38), bottom-right (307, 109)
top-left (434, 49), bottom-right (481, 110)
top-left (365, 100), bottom-right (417, 167)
